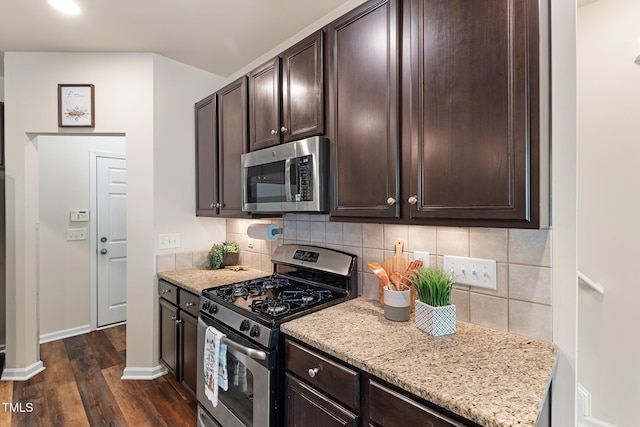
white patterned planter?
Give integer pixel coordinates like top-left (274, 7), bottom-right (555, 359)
top-left (414, 300), bottom-right (456, 336)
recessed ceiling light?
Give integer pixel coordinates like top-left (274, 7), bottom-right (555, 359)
top-left (48, 0), bottom-right (81, 15)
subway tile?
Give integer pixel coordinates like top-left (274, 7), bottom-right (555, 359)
top-left (451, 289), bottom-right (470, 322)
top-left (509, 264), bottom-right (552, 305)
top-left (362, 224), bottom-right (384, 249)
top-left (343, 223), bottom-right (363, 247)
top-left (407, 225), bottom-right (437, 253)
top-left (437, 227), bottom-right (470, 257)
top-left (175, 252), bottom-right (193, 270)
top-left (508, 300), bottom-right (552, 342)
top-left (509, 229), bottom-right (552, 267)
top-left (470, 293), bottom-right (508, 332)
top-left (156, 254), bottom-right (175, 272)
top-left (469, 228), bottom-right (508, 263)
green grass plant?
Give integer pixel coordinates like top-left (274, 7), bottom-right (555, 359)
top-left (409, 267), bottom-right (455, 307)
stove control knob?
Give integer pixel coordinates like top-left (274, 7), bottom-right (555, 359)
top-left (240, 320), bottom-right (250, 332)
top-left (208, 304), bottom-right (218, 314)
top-left (202, 301), bottom-right (210, 311)
top-left (249, 325), bottom-right (260, 338)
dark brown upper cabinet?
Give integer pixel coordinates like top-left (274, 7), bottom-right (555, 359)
top-left (327, 0), bottom-right (401, 219)
top-left (403, 0), bottom-right (547, 227)
top-left (195, 77), bottom-right (249, 218)
top-left (249, 31), bottom-right (325, 151)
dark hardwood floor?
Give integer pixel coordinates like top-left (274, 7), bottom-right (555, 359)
top-left (1, 325), bottom-right (197, 426)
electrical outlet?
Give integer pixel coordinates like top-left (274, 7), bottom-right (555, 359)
top-left (158, 233), bottom-right (181, 250)
top-left (413, 251), bottom-right (431, 268)
top-left (247, 238), bottom-right (254, 249)
top-left (443, 255), bottom-right (497, 290)
top-left (66, 228), bottom-right (87, 241)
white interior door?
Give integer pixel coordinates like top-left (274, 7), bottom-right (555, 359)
top-left (97, 156), bottom-right (127, 327)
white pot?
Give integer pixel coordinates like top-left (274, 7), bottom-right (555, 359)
top-left (383, 287), bottom-right (411, 322)
top-left (414, 300), bottom-right (456, 336)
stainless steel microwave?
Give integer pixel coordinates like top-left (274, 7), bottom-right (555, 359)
top-left (241, 136), bottom-right (329, 213)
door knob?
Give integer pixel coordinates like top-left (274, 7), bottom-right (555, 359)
top-left (100, 248), bottom-right (108, 255)
top-left (100, 236), bottom-right (107, 242)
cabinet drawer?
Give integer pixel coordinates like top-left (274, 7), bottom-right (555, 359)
top-left (285, 339), bottom-right (359, 410)
top-left (179, 289), bottom-right (200, 317)
top-left (369, 380), bottom-right (465, 427)
top-left (159, 280), bottom-right (178, 305)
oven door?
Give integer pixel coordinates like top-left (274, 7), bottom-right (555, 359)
top-left (197, 314), bottom-right (276, 427)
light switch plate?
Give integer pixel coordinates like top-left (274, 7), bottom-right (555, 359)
top-left (413, 251), bottom-right (431, 268)
top-left (443, 255), bottom-right (497, 290)
top-left (66, 228), bottom-right (87, 241)
top-left (70, 209), bottom-right (90, 222)
top-left (158, 233), bottom-right (180, 250)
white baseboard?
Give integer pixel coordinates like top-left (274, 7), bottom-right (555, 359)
top-left (40, 324), bottom-right (91, 344)
top-left (1, 361), bottom-right (45, 381)
top-left (121, 365), bottom-right (167, 380)
top-left (578, 384), bottom-right (617, 427)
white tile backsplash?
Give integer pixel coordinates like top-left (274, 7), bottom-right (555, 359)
top-left (227, 216), bottom-right (553, 342)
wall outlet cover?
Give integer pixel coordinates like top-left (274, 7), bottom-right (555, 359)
top-left (413, 251), bottom-right (431, 268)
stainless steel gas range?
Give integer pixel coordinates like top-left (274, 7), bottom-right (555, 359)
top-left (196, 244), bottom-right (357, 427)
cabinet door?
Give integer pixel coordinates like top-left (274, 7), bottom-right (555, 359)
top-left (406, 0), bottom-right (540, 226)
top-left (327, 0), bottom-right (401, 219)
top-left (195, 94), bottom-right (217, 216)
top-left (285, 373), bottom-right (358, 427)
top-left (281, 31), bottom-right (324, 143)
top-left (179, 310), bottom-right (198, 396)
top-left (160, 299), bottom-right (179, 379)
top-left (249, 57), bottom-right (281, 151)
top-left (218, 76), bottom-right (249, 217)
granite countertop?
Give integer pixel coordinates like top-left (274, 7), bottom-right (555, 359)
top-left (280, 297), bottom-right (558, 427)
top-left (157, 267), bottom-right (271, 295)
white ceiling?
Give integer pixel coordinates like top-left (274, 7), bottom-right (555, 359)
top-left (0, 0), bottom-right (354, 78)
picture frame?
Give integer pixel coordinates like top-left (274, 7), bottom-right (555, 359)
top-left (58, 84), bottom-right (95, 127)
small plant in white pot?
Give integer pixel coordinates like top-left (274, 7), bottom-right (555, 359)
top-left (409, 267), bottom-right (456, 336)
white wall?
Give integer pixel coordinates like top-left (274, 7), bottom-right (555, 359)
top-left (37, 135), bottom-right (125, 336)
top-left (578, 1), bottom-right (640, 425)
top-left (3, 52), bottom-right (224, 374)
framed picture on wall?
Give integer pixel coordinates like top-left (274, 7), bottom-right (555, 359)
top-left (58, 84), bottom-right (95, 127)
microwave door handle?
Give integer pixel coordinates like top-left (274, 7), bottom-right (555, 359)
top-left (221, 337), bottom-right (267, 361)
top-left (285, 157), bottom-right (293, 202)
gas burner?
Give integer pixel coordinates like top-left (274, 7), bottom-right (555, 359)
top-left (251, 299), bottom-right (291, 317)
top-left (261, 277), bottom-right (290, 290)
top-left (281, 288), bottom-right (333, 305)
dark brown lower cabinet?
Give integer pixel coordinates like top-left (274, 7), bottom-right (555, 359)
top-left (285, 338), bottom-right (483, 427)
top-left (286, 373), bottom-right (358, 427)
top-left (159, 280), bottom-right (198, 396)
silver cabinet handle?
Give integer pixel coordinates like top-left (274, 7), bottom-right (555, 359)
top-left (176, 319), bottom-right (183, 324)
top-left (210, 203), bottom-right (214, 208)
top-left (100, 248), bottom-right (108, 255)
top-left (271, 129), bottom-right (278, 135)
top-left (308, 367), bottom-right (319, 378)
top-left (408, 195), bottom-right (418, 205)
top-left (280, 126), bottom-right (288, 133)
top-left (215, 202), bottom-right (221, 208)
top-left (387, 197), bottom-right (396, 206)
top-left (162, 289), bottom-right (171, 294)
top-left (170, 316), bottom-right (177, 320)
top-left (185, 302), bottom-right (195, 307)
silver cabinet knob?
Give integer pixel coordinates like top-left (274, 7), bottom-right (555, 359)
top-left (280, 126), bottom-right (288, 133)
top-left (210, 203), bottom-right (214, 208)
top-left (215, 202), bottom-right (221, 208)
top-left (170, 316), bottom-right (177, 320)
top-left (162, 289), bottom-right (171, 294)
top-left (100, 248), bottom-right (108, 255)
top-left (408, 195), bottom-right (418, 205)
top-left (185, 302), bottom-right (195, 307)
top-left (308, 367), bottom-right (319, 378)
top-left (387, 197), bottom-right (396, 206)
top-left (176, 319), bottom-right (183, 325)
top-left (271, 129), bottom-right (278, 135)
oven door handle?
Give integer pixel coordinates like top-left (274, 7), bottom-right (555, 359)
top-left (221, 337), bottom-right (267, 361)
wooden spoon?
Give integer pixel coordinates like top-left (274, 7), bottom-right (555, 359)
top-left (367, 261), bottom-right (390, 287)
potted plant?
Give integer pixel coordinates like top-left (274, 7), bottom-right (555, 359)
top-left (409, 267), bottom-right (457, 336)
top-left (206, 241), bottom-right (240, 270)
